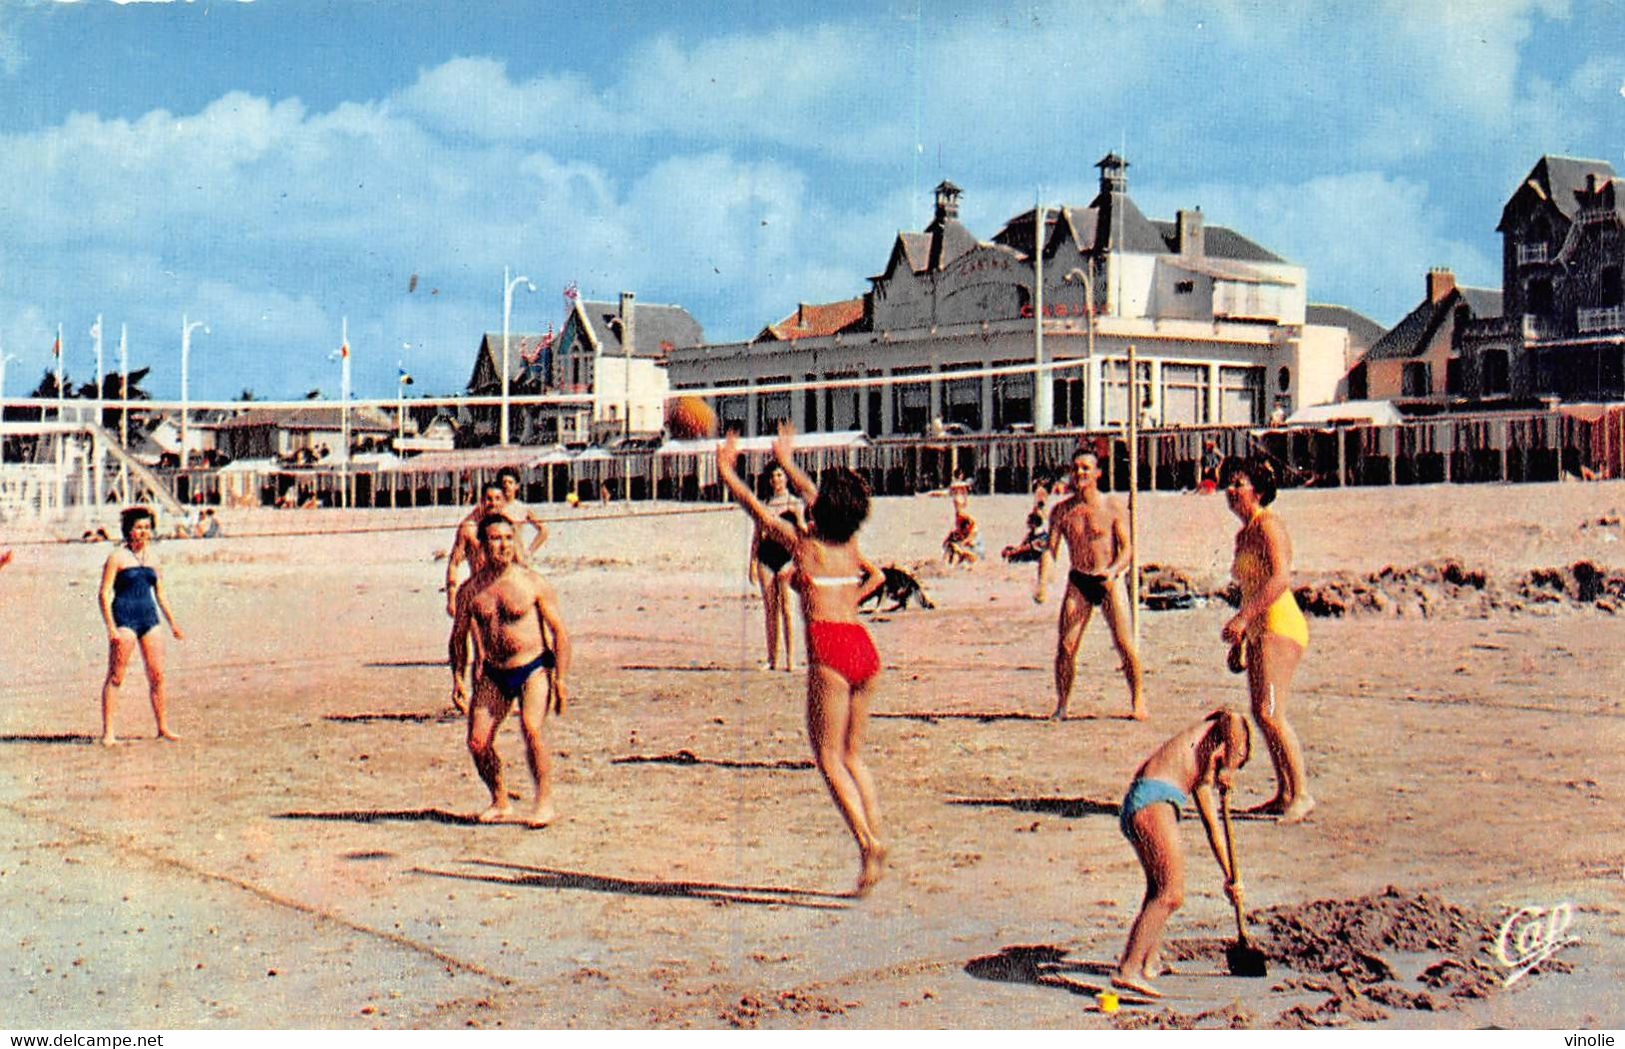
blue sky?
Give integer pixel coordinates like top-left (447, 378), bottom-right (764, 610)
top-left (0, 0), bottom-right (1621, 399)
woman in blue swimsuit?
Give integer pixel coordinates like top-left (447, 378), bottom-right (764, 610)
top-left (98, 507), bottom-right (184, 746)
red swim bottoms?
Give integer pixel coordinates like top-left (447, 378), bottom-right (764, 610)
top-left (807, 620), bottom-right (881, 688)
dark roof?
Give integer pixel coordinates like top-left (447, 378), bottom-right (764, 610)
top-left (479, 332), bottom-right (557, 384)
top-left (1499, 154), bottom-right (1619, 230)
top-left (927, 216), bottom-right (980, 271)
top-left (990, 200), bottom-right (1285, 264)
top-left (1306, 304), bottom-right (1386, 350)
top-left (1364, 286), bottom-right (1501, 362)
top-left (210, 406), bottom-right (395, 432)
top-left (577, 301), bottom-right (704, 359)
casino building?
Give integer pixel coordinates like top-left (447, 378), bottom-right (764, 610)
top-left (666, 154), bottom-right (1368, 438)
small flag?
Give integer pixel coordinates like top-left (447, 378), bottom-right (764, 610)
top-left (89, 319), bottom-right (101, 340)
top-left (398, 366), bottom-right (414, 386)
top-left (51, 335), bottom-right (60, 358)
top-left (340, 341), bottom-right (350, 359)
top-left (539, 323), bottom-right (555, 349)
top-left (563, 281), bottom-right (579, 302)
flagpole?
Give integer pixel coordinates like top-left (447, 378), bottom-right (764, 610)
top-left (341, 316), bottom-right (351, 509)
top-left (55, 323), bottom-right (65, 515)
top-left (93, 314), bottom-right (104, 421)
top-left (55, 323), bottom-right (64, 419)
top-left (91, 315), bottom-right (104, 512)
top-left (119, 324), bottom-right (130, 503)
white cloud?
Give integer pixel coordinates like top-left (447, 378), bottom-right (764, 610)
top-left (1140, 171), bottom-right (1498, 324)
top-left (395, 56), bottom-right (616, 142)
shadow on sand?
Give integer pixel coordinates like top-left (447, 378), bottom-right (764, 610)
top-left (276, 807), bottom-right (480, 826)
top-left (0, 733), bottom-right (101, 745)
top-left (965, 944), bottom-right (1155, 1004)
top-left (873, 711), bottom-right (1109, 724)
top-left (324, 710), bottom-right (460, 724)
top-left (413, 858), bottom-right (851, 910)
top-left (948, 795), bottom-right (1121, 819)
top-left (611, 749), bottom-right (813, 771)
top-left (362, 660), bottom-right (448, 669)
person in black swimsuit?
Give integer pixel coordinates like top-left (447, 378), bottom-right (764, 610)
top-left (97, 507), bottom-right (184, 746)
top-left (747, 465), bottom-right (804, 671)
top-left (450, 515), bottom-right (571, 826)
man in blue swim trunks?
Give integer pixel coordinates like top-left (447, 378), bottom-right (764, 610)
top-left (1114, 708), bottom-right (1251, 999)
top-left (449, 515), bottom-right (572, 826)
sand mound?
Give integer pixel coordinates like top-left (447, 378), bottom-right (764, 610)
top-left (1138, 887), bottom-right (1539, 1029)
top-left (1138, 558), bottom-right (1625, 619)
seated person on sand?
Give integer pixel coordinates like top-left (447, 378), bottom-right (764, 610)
top-left (448, 515), bottom-right (571, 827)
top-left (942, 486), bottom-right (983, 566)
top-left (1115, 708), bottom-right (1251, 999)
top-left (1002, 509), bottom-right (1048, 563)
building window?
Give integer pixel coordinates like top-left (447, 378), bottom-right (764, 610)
top-left (1602, 267), bottom-right (1623, 308)
top-left (866, 371), bottom-right (884, 436)
top-left (1402, 361), bottom-right (1431, 396)
top-left (892, 367), bottom-right (930, 435)
top-left (756, 376), bottom-right (791, 435)
top-left (1161, 364), bottom-right (1206, 426)
top-left (803, 374), bottom-right (819, 432)
top-left (1218, 366), bottom-right (1262, 424)
top-left (1481, 350), bottom-right (1509, 395)
top-left (942, 364), bottom-right (982, 431)
top-left (1103, 360), bottom-right (1154, 425)
top-left (1276, 366), bottom-right (1291, 393)
top-left (1347, 362), bottom-right (1368, 400)
top-left (824, 374), bottom-right (861, 432)
top-left (1174, 280), bottom-right (1195, 294)
top-left (992, 360), bottom-right (1033, 429)
top-left (1527, 277), bottom-right (1554, 315)
top-left (1445, 358), bottom-right (1463, 395)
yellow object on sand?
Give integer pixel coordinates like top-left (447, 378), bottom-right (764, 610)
top-left (1096, 991), bottom-right (1119, 1014)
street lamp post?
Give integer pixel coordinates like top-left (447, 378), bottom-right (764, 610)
top-left (0, 348), bottom-right (14, 467)
top-left (180, 314), bottom-right (208, 470)
top-left (501, 266), bottom-right (536, 446)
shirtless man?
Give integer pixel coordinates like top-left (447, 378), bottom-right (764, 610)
top-left (1036, 448), bottom-right (1145, 720)
top-left (445, 482), bottom-right (507, 618)
top-left (448, 515), bottom-right (571, 826)
top-left (496, 466), bottom-right (549, 556)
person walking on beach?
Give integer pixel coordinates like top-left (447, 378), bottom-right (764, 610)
top-left (717, 424), bottom-right (889, 895)
top-left (98, 507), bottom-right (184, 746)
top-left (746, 463), bottom-right (804, 672)
top-left (1036, 448), bottom-right (1145, 720)
top-left (1221, 457), bottom-right (1315, 823)
top-left (941, 482), bottom-right (982, 566)
top-left (497, 466), bottom-right (550, 556)
top-left (448, 515), bottom-right (571, 827)
top-left (1114, 708), bottom-right (1250, 998)
top-left (445, 482), bottom-right (507, 617)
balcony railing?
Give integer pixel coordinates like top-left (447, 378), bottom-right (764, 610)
top-left (1577, 305), bottom-right (1624, 333)
top-left (1516, 243), bottom-right (1549, 265)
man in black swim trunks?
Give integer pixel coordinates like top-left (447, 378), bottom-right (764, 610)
top-left (449, 515), bottom-right (572, 826)
top-left (1036, 449), bottom-right (1145, 720)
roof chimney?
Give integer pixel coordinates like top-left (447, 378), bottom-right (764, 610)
top-left (1176, 208), bottom-right (1204, 257)
top-left (933, 180), bottom-right (962, 222)
top-left (1096, 152), bottom-right (1129, 195)
top-left (1426, 267), bottom-right (1456, 304)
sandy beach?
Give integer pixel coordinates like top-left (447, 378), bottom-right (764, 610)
top-left (2, 480), bottom-right (1623, 1029)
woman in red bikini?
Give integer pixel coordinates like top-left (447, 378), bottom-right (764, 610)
top-left (718, 424), bottom-right (888, 895)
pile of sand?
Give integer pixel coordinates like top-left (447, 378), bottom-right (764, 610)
top-left (1120, 887), bottom-right (1544, 1029)
top-left (1136, 559), bottom-right (1625, 619)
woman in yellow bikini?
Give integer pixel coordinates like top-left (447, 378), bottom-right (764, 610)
top-left (1220, 457), bottom-right (1315, 823)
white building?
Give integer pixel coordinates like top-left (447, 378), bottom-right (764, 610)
top-left (667, 156), bottom-right (1368, 436)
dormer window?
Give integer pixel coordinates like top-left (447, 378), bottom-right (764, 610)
top-left (1174, 280), bottom-right (1195, 294)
